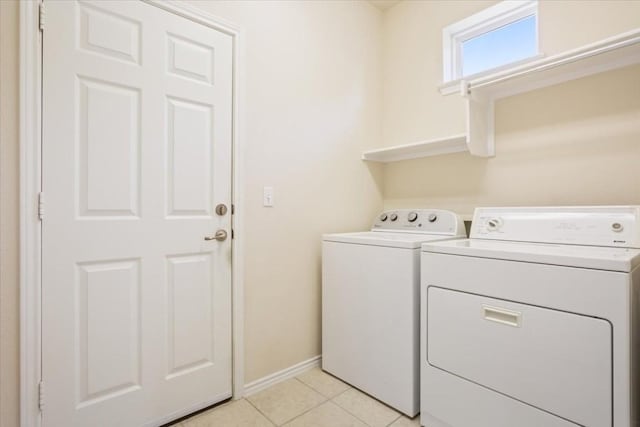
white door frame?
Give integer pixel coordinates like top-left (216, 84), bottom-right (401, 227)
top-left (19, 2), bottom-right (246, 426)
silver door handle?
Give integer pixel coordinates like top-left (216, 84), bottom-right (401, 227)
top-left (205, 230), bottom-right (227, 241)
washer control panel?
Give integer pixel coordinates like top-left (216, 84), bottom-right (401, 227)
top-left (471, 206), bottom-right (640, 248)
top-left (372, 209), bottom-right (464, 236)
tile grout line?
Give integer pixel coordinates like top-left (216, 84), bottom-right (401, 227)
top-left (246, 378), bottom-right (329, 427)
top-left (330, 388), bottom-right (402, 427)
top-left (243, 397), bottom-right (278, 427)
top-left (276, 378), bottom-right (331, 426)
top-left (386, 414), bottom-right (403, 427)
top-left (277, 399), bottom-right (330, 424)
top-left (294, 373), bottom-right (352, 401)
top-left (317, 372), bottom-right (403, 426)
top-left (384, 413), bottom-right (403, 427)
top-left (329, 389), bottom-right (375, 426)
top-left (181, 376), bottom-right (408, 427)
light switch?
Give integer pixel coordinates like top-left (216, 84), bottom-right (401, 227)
top-left (263, 186), bottom-right (274, 207)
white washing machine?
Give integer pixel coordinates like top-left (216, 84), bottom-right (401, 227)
top-left (420, 206), bottom-right (640, 427)
top-left (322, 209), bottom-right (465, 416)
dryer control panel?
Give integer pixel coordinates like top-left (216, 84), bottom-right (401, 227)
top-left (372, 209), bottom-right (465, 236)
top-left (471, 206), bottom-right (640, 248)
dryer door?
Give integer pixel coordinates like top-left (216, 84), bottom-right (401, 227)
top-left (427, 287), bottom-right (612, 427)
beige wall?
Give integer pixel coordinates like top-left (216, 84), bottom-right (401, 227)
top-left (382, 0), bottom-right (640, 216)
top-left (0, 1), bottom-right (383, 425)
top-left (381, 0), bottom-right (495, 146)
top-left (182, 0), bottom-right (384, 383)
top-left (0, 1), bottom-right (20, 426)
top-left (540, 1), bottom-right (640, 56)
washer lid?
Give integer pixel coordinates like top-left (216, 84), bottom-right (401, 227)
top-left (422, 239), bottom-right (640, 272)
top-left (323, 231), bottom-right (462, 249)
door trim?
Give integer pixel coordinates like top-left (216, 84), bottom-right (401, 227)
top-left (19, 2), bottom-right (246, 426)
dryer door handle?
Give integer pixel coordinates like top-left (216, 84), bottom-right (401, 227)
top-left (482, 305), bottom-right (521, 328)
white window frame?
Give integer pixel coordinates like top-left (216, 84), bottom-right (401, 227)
top-left (442, 0), bottom-right (540, 86)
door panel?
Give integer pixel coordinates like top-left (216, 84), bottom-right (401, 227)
top-left (77, 259), bottom-right (141, 406)
top-left (166, 97), bottom-right (214, 217)
top-left (78, 2), bottom-right (141, 64)
top-left (167, 34), bottom-right (214, 84)
top-left (78, 77), bottom-right (140, 217)
top-left (42, 1), bottom-right (233, 425)
top-left (166, 253), bottom-right (215, 378)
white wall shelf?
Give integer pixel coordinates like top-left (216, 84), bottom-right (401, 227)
top-left (366, 29), bottom-right (640, 164)
top-left (460, 28), bottom-right (640, 158)
top-left (361, 134), bottom-right (468, 163)
top-left (464, 28), bottom-right (640, 99)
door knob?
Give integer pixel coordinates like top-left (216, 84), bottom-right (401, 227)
top-left (205, 230), bottom-right (227, 241)
top-left (215, 204), bottom-right (228, 216)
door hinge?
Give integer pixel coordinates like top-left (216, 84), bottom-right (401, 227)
top-left (39, 3), bottom-right (45, 31)
top-left (38, 192), bottom-right (45, 221)
top-left (231, 229), bottom-right (235, 239)
top-left (38, 381), bottom-right (45, 410)
top-left (231, 204), bottom-right (235, 215)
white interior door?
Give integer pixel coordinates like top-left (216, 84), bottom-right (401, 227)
top-left (41, 1), bottom-right (233, 425)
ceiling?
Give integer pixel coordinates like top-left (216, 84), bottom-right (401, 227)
top-left (368, 0), bottom-right (402, 11)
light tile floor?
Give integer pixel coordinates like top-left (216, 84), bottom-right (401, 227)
top-left (173, 368), bottom-right (421, 427)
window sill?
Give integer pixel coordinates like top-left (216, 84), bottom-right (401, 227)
top-left (441, 28), bottom-right (640, 99)
top-left (439, 53), bottom-right (546, 96)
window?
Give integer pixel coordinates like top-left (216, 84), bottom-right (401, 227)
top-left (442, 1), bottom-right (539, 83)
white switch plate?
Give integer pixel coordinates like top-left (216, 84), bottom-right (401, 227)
top-left (263, 186), bottom-right (274, 207)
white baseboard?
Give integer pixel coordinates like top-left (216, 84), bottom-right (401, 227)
top-left (243, 355), bottom-right (322, 397)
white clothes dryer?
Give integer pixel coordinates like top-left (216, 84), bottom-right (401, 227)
top-left (420, 206), bottom-right (640, 427)
top-left (323, 209), bottom-right (465, 416)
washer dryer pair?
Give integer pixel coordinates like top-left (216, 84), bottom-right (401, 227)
top-left (322, 209), bottom-right (465, 416)
top-left (421, 206), bottom-right (640, 427)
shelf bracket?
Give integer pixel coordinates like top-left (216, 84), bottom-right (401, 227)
top-left (465, 94), bottom-right (495, 157)
top-left (460, 79), bottom-right (470, 97)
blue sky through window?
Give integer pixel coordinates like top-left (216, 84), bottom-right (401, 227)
top-left (462, 15), bottom-right (537, 77)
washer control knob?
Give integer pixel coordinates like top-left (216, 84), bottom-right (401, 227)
top-left (427, 213), bottom-right (438, 223)
top-left (379, 213), bottom-right (388, 222)
top-left (408, 212), bottom-right (418, 222)
top-left (390, 213), bottom-right (398, 222)
top-left (487, 218), bottom-right (503, 231)
top-left (612, 222), bottom-right (623, 232)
